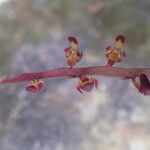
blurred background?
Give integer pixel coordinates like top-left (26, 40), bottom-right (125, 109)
top-left (0, 0), bottom-right (150, 150)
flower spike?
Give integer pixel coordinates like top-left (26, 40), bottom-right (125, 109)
top-left (64, 36), bottom-right (83, 68)
top-left (0, 33), bottom-right (150, 96)
top-left (105, 35), bottom-right (126, 66)
top-left (76, 75), bottom-right (98, 94)
top-left (26, 79), bottom-right (45, 93)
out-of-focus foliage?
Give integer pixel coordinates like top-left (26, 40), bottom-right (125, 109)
top-left (0, 0), bottom-right (150, 150)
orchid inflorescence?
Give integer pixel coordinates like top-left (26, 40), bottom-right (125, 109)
top-left (0, 35), bottom-right (150, 95)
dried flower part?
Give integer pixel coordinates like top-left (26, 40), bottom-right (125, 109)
top-left (26, 79), bottom-right (44, 93)
top-left (105, 35), bottom-right (126, 66)
top-left (64, 36), bottom-right (83, 68)
top-left (132, 74), bottom-right (150, 96)
top-left (76, 75), bottom-right (98, 94)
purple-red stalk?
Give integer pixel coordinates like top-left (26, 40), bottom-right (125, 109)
top-left (0, 66), bottom-right (150, 84)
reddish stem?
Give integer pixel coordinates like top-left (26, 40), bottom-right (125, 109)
top-left (0, 66), bottom-right (150, 84)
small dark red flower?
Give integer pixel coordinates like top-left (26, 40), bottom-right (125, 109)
top-left (26, 79), bottom-right (45, 93)
top-left (64, 36), bottom-right (83, 68)
top-left (105, 35), bottom-right (126, 66)
top-left (76, 75), bottom-right (98, 94)
top-left (132, 74), bottom-right (150, 96)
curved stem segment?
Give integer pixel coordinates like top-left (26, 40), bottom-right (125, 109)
top-left (0, 66), bottom-right (150, 84)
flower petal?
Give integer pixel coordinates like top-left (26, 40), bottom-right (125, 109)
top-left (37, 80), bottom-right (45, 92)
top-left (76, 86), bottom-right (83, 94)
top-left (106, 59), bottom-right (115, 66)
top-left (81, 82), bottom-right (94, 92)
top-left (105, 46), bottom-right (111, 52)
top-left (68, 36), bottom-right (78, 44)
top-left (94, 79), bottom-right (98, 89)
top-left (67, 59), bottom-right (76, 68)
top-left (77, 51), bottom-right (83, 62)
top-left (120, 50), bottom-right (126, 60)
top-left (64, 47), bottom-right (71, 53)
top-left (115, 35), bottom-right (125, 43)
top-left (26, 84), bottom-right (39, 93)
